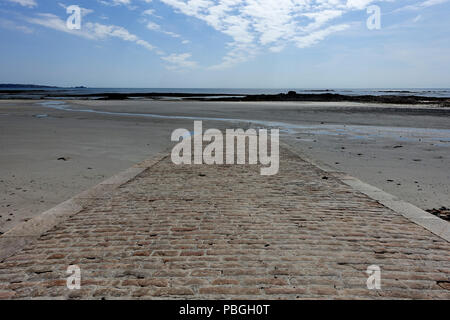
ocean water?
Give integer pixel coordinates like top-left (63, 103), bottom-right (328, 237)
top-left (4, 87), bottom-right (450, 98)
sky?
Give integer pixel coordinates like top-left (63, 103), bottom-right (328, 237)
top-left (0, 0), bottom-right (449, 88)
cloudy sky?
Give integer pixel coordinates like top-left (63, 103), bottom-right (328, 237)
top-left (0, 0), bottom-right (449, 88)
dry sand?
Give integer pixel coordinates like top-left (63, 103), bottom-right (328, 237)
top-left (0, 99), bottom-right (449, 233)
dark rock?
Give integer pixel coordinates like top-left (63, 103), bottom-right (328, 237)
top-left (426, 207), bottom-right (450, 221)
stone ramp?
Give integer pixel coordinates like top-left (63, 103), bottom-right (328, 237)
top-left (0, 146), bottom-right (449, 299)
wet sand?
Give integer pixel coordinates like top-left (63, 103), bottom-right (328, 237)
top-left (0, 99), bottom-right (449, 233)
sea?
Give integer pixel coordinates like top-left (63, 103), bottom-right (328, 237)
top-left (2, 87), bottom-right (450, 98)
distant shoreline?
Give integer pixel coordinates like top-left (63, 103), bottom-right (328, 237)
top-left (0, 84), bottom-right (87, 89)
top-left (1, 89), bottom-right (449, 106)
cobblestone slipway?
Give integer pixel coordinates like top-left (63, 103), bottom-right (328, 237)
top-left (0, 144), bottom-right (449, 299)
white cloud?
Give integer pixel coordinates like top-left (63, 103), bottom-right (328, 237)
top-left (346, 0), bottom-right (377, 10)
top-left (159, 0), bottom-right (380, 68)
top-left (0, 18), bottom-right (33, 33)
top-left (162, 52), bottom-right (197, 70)
top-left (98, 0), bottom-right (132, 6)
top-left (421, 0), bottom-right (449, 6)
top-left (395, 0), bottom-right (449, 11)
top-left (97, 0), bottom-right (139, 10)
top-left (25, 12), bottom-right (190, 67)
top-left (146, 21), bottom-right (160, 30)
top-left (413, 14), bottom-right (422, 22)
top-left (26, 13), bottom-right (159, 52)
top-left (7, 0), bottom-right (37, 8)
top-left (209, 42), bottom-right (259, 70)
top-left (26, 13), bottom-right (77, 34)
top-left (58, 3), bottom-right (94, 18)
top-left (143, 9), bottom-right (156, 15)
top-left (295, 24), bottom-right (350, 48)
top-left (146, 20), bottom-right (183, 39)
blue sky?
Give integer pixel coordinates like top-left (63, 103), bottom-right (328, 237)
top-left (0, 0), bottom-right (449, 88)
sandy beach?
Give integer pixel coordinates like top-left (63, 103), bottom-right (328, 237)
top-left (0, 99), bottom-right (449, 234)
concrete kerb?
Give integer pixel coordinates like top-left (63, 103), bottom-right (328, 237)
top-left (0, 149), bottom-right (171, 262)
top-left (281, 140), bottom-right (450, 242)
